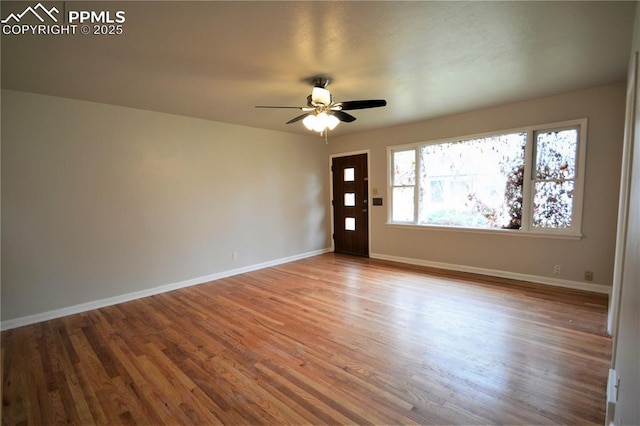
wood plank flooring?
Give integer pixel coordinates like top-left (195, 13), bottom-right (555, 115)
top-left (2, 253), bottom-right (612, 425)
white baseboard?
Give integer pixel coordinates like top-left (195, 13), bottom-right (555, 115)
top-left (370, 252), bottom-right (611, 295)
top-left (0, 247), bottom-right (332, 331)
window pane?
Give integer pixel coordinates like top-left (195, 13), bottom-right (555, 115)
top-left (535, 129), bottom-right (578, 180)
top-left (393, 150), bottom-right (415, 186)
top-left (345, 217), bottom-right (356, 231)
top-left (533, 181), bottom-right (574, 228)
top-left (430, 180), bottom-right (444, 203)
top-left (344, 168), bottom-right (355, 182)
top-left (419, 133), bottom-right (525, 229)
top-left (392, 187), bottom-right (414, 222)
top-left (344, 193), bottom-right (356, 207)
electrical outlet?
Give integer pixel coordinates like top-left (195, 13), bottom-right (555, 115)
top-left (584, 271), bottom-right (594, 281)
top-left (232, 251), bottom-right (238, 261)
top-left (553, 264), bottom-right (561, 275)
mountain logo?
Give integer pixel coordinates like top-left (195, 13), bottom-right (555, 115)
top-left (1, 3), bottom-right (59, 24)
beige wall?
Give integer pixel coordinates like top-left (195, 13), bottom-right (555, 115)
top-left (0, 84), bottom-right (627, 321)
top-left (1, 90), bottom-right (330, 322)
top-left (329, 83), bottom-right (625, 288)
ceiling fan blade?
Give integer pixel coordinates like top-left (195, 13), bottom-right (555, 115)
top-left (334, 111), bottom-right (357, 123)
top-left (286, 113), bottom-right (310, 124)
top-left (338, 99), bottom-right (387, 110)
top-left (255, 105), bottom-right (305, 109)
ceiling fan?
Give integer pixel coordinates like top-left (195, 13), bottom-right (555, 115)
top-left (255, 77), bottom-right (387, 137)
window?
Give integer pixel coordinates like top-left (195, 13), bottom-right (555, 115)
top-left (391, 150), bottom-right (416, 222)
top-left (532, 128), bottom-right (579, 229)
top-left (388, 119), bottom-right (587, 237)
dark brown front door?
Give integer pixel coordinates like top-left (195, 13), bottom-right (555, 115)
top-left (332, 153), bottom-right (369, 256)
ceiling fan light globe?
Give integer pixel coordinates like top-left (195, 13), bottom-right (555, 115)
top-left (311, 87), bottom-right (331, 105)
top-left (327, 114), bottom-right (340, 130)
top-left (315, 112), bottom-right (331, 132)
top-left (302, 114), bottom-right (318, 131)
top-left (313, 122), bottom-right (325, 133)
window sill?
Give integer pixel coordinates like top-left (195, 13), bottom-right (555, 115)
top-left (385, 222), bottom-right (583, 240)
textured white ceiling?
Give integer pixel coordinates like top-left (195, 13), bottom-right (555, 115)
top-left (1, 1), bottom-right (636, 136)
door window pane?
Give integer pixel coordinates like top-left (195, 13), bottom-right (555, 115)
top-left (345, 217), bottom-right (356, 231)
top-left (344, 193), bottom-right (356, 207)
top-left (344, 168), bottom-right (355, 182)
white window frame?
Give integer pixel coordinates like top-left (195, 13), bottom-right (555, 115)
top-left (389, 148), bottom-right (417, 223)
top-left (387, 118), bottom-right (588, 239)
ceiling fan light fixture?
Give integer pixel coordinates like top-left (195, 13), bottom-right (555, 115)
top-left (302, 112), bottom-right (340, 133)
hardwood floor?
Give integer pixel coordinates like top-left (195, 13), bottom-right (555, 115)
top-left (2, 253), bottom-right (611, 425)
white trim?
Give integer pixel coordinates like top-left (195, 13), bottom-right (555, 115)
top-left (391, 118), bottom-right (588, 150)
top-left (370, 252), bottom-right (611, 295)
top-left (385, 222), bottom-right (583, 240)
top-left (522, 128), bottom-right (534, 230)
top-left (329, 149), bottom-right (371, 159)
top-left (608, 52), bottom-right (637, 337)
top-left (0, 248), bottom-right (332, 331)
